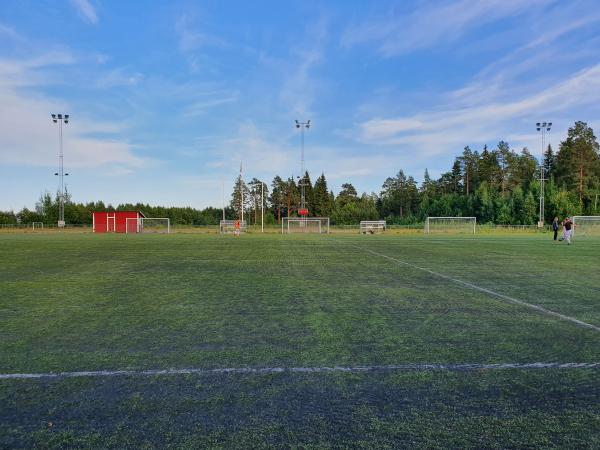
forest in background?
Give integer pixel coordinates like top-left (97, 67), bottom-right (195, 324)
top-left (2, 121), bottom-right (599, 226)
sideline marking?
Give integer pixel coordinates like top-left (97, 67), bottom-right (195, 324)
top-left (353, 244), bottom-right (600, 334)
top-left (2, 362), bottom-right (600, 380)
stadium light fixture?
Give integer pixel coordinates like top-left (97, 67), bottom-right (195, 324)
top-left (536, 121), bottom-right (552, 227)
top-left (52, 113), bottom-right (70, 228)
top-left (295, 120), bottom-right (311, 213)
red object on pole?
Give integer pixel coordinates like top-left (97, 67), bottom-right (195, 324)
top-left (299, 208), bottom-right (309, 216)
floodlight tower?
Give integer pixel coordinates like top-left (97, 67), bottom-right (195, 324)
top-left (52, 113), bottom-right (69, 227)
top-left (295, 119), bottom-right (310, 212)
top-left (536, 121), bottom-right (551, 226)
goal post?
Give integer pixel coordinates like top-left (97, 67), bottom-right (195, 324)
top-left (31, 222), bottom-right (44, 230)
top-left (125, 217), bottom-right (140, 234)
top-left (126, 217), bottom-right (170, 234)
top-left (572, 216), bottom-right (600, 238)
top-left (360, 220), bottom-right (386, 234)
top-left (220, 220), bottom-right (247, 234)
top-left (282, 217), bottom-right (330, 234)
top-left (425, 217), bottom-right (476, 234)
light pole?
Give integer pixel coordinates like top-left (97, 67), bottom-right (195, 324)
top-left (295, 120), bottom-right (310, 213)
top-left (536, 122), bottom-right (551, 226)
top-left (52, 113), bottom-right (69, 228)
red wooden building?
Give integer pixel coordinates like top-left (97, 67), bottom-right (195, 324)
top-left (92, 211), bottom-right (145, 233)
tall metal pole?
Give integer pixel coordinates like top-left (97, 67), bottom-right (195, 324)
top-left (222, 178), bottom-right (225, 221)
top-left (261, 181), bottom-right (264, 233)
top-left (240, 161), bottom-right (244, 223)
top-left (295, 120), bottom-right (310, 213)
top-left (536, 122), bottom-right (551, 226)
top-left (52, 114), bottom-right (69, 228)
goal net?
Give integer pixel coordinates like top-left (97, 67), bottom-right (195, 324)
top-left (32, 222), bottom-right (44, 230)
top-left (282, 217), bottom-right (330, 234)
top-left (360, 220), bottom-right (386, 234)
top-left (220, 220), bottom-right (247, 234)
top-left (127, 217), bottom-right (170, 234)
top-left (425, 217), bottom-right (476, 234)
top-left (572, 216), bottom-right (600, 238)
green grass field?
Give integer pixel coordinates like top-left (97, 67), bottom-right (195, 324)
top-left (1, 232), bottom-right (600, 448)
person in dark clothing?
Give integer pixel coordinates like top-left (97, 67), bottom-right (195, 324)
top-left (563, 216), bottom-right (573, 244)
top-left (552, 217), bottom-right (559, 241)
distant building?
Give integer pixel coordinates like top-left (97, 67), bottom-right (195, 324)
top-left (92, 211), bottom-right (145, 233)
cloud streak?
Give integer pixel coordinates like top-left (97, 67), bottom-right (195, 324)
top-left (342, 0), bottom-right (552, 56)
top-left (0, 55), bottom-right (145, 169)
top-left (70, 0), bottom-right (98, 24)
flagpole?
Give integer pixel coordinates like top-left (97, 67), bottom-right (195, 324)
top-left (240, 161), bottom-right (244, 223)
top-left (221, 178), bottom-right (225, 221)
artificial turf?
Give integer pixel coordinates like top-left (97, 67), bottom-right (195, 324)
top-left (1, 232), bottom-right (599, 448)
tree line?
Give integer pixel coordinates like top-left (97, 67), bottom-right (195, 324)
top-left (2, 121), bottom-right (599, 226)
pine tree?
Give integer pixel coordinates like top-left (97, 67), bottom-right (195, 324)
top-left (313, 173), bottom-right (330, 217)
top-left (543, 144), bottom-right (556, 178)
top-left (555, 121), bottom-right (600, 206)
top-left (229, 175), bottom-right (251, 220)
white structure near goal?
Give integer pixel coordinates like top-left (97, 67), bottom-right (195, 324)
top-left (572, 216), bottom-right (600, 238)
top-left (126, 217), bottom-right (170, 234)
top-left (220, 220), bottom-right (247, 234)
top-left (425, 217), bottom-right (476, 234)
top-left (360, 220), bottom-right (386, 234)
top-left (32, 222), bottom-right (44, 230)
top-left (282, 217), bottom-right (330, 234)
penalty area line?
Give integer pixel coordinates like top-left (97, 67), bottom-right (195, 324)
top-left (1, 362), bottom-right (600, 380)
top-left (352, 244), bottom-right (600, 334)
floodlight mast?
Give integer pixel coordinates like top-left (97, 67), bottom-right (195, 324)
top-left (295, 120), bottom-right (310, 213)
top-left (52, 113), bottom-right (69, 227)
top-left (536, 121), bottom-right (552, 226)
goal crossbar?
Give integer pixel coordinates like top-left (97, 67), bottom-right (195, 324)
top-left (572, 216), bottom-right (600, 238)
top-left (31, 222), bottom-right (44, 230)
top-left (282, 217), bottom-right (330, 234)
top-left (360, 220), bottom-right (386, 234)
top-left (126, 217), bottom-right (170, 234)
top-left (220, 220), bottom-right (247, 234)
top-left (425, 216), bottom-right (476, 234)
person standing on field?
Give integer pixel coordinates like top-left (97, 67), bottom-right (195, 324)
top-left (563, 216), bottom-right (573, 245)
top-left (552, 217), bottom-right (559, 241)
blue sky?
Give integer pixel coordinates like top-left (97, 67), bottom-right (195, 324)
top-left (2, 0), bottom-right (600, 210)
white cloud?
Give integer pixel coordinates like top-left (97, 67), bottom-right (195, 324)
top-left (70, 0), bottom-right (98, 25)
top-left (357, 64), bottom-right (600, 159)
top-left (0, 23), bottom-right (23, 41)
top-left (0, 55), bottom-right (145, 170)
top-left (342, 0), bottom-right (553, 56)
top-left (175, 14), bottom-right (226, 52)
top-left (95, 68), bottom-right (144, 88)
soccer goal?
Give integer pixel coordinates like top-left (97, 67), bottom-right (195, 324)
top-left (220, 220), bottom-right (247, 234)
top-left (282, 217), bottom-right (330, 234)
top-left (126, 217), bottom-right (170, 234)
top-left (572, 216), bottom-right (600, 238)
top-left (360, 220), bottom-right (386, 234)
top-left (425, 217), bottom-right (476, 234)
top-left (32, 222), bottom-right (44, 230)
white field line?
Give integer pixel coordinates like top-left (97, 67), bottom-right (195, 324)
top-left (353, 244), bottom-right (600, 334)
top-left (1, 362), bottom-right (600, 380)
